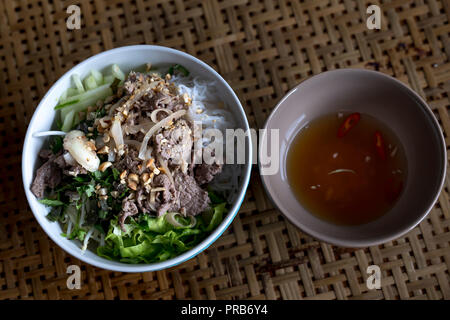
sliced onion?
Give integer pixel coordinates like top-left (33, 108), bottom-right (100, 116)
top-left (107, 149), bottom-right (116, 162)
top-left (149, 191), bottom-right (156, 206)
top-left (66, 220), bottom-right (73, 236)
top-left (123, 120), bottom-right (154, 135)
top-left (145, 147), bottom-right (153, 160)
top-left (165, 212), bottom-right (196, 228)
top-left (108, 97), bottom-right (126, 117)
top-left (63, 152), bottom-right (77, 166)
top-left (150, 108), bottom-right (172, 123)
top-left (328, 169), bottom-right (356, 175)
top-left (138, 109), bottom-right (186, 160)
top-left (110, 117), bottom-right (124, 149)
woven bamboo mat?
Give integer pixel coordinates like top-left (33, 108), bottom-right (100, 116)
top-left (0, 0), bottom-right (449, 300)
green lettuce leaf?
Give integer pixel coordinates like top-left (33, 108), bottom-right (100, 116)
top-left (97, 201), bottom-right (227, 264)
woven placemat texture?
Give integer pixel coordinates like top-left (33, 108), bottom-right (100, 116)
top-left (1, 0), bottom-right (449, 300)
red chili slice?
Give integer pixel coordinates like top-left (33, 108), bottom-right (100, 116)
top-left (374, 131), bottom-right (386, 160)
top-left (337, 113), bottom-right (361, 137)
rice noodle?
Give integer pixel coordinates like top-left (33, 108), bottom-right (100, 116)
top-left (138, 109), bottom-right (186, 160)
top-left (79, 198), bottom-right (87, 226)
top-left (150, 108), bottom-right (172, 123)
top-left (81, 226), bottom-right (95, 253)
top-left (66, 220), bottom-right (73, 236)
top-left (172, 75), bottom-right (241, 201)
top-left (145, 148), bottom-right (153, 160)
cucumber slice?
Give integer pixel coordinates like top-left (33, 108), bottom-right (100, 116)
top-left (61, 110), bottom-right (75, 132)
top-left (90, 70), bottom-right (103, 85)
top-left (60, 84), bottom-right (113, 119)
top-left (83, 75), bottom-right (98, 91)
top-left (66, 87), bottom-right (79, 98)
top-left (111, 64), bottom-right (125, 81)
top-left (72, 74), bottom-right (85, 93)
top-left (103, 74), bottom-right (114, 84)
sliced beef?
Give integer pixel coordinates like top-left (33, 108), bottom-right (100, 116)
top-left (123, 72), bottom-right (147, 95)
top-left (53, 154), bottom-right (66, 168)
top-left (194, 163), bottom-right (223, 185)
top-left (118, 200), bottom-right (139, 232)
top-left (154, 119), bottom-right (192, 172)
top-left (136, 187), bottom-right (151, 214)
top-left (31, 150), bottom-right (64, 198)
top-left (123, 72), bottom-right (187, 113)
top-left (115, 148), bottom-right (141, 174)
top-left (39, 149), bottom-right (53, 159)
top-left (151, 173), bottom-right (177, 216)
top-left (63, 164), bottom-right (88, 177)
top-left (148, 171), bottom-right (209, 217)
top-left (173, 172), bottom-right (210, 216)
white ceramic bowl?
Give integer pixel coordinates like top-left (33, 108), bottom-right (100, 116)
top-left (259, 69), bottom-right (446, 247)
top-left (22, 45), bottom-right (252, 272)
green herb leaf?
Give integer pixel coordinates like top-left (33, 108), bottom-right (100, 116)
top-left (39, 198), bottom-right (65, 206)
top-left (77, 182), bottom-right (95, 198)
top-left (99, 210), bottom-right (108, 219)
top-left (96, 201), bottom-right (226, 264)
top-left (112, 168), bottom-right (120, 180)
top-left (208, 190), bottom-right (225, 204)
top-left (50, 136), bottom-right (63, 154)
top-left (167, 64), bottom-right (190, 77)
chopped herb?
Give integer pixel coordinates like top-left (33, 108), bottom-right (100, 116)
top-left (112, 168), bottom-right (120, 180)
top-left (77, 182), bottom-right (96, 198)
top-left (39, 198), bottom-right (65, 206)
top-left (95, 106), bottom-right (106, 118)
top-left (92, 170), bottom-right (103, 180)
top-left (94, 224), bottom-right (106, 234)
top-left (56, 119), bottom-right (63, 130)
top-left (168, 64), bottom-right (190, 77)
top-left (73, 175), bottom-right (89, 183)
top-left (208, 189), bottom-right (225, 204)
top-left (99, 210), bottom-right (108, 219)
top-left (50, 136), bottom-right (63, 154)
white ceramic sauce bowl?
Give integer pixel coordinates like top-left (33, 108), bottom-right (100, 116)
top-left (259, 69), bottom-right (446, 247)
top-left (22, 45), bottom-right (252, 272)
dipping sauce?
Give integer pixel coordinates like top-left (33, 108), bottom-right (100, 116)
top-left (287, 112), bottom-right (407, 225)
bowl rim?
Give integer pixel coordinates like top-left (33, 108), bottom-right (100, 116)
top-left (258, 68), bottom-right (447, 248)
top-left (22, 45), bottom-right (252, 272)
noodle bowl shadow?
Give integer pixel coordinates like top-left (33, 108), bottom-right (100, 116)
top-left (22, 45), bottom-right (252, 272)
